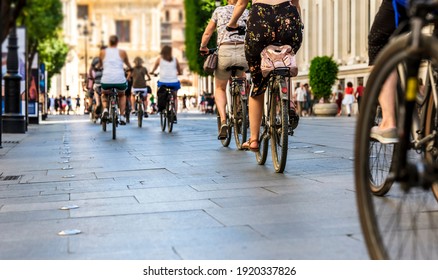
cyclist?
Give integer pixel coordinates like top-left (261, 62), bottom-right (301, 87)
top-left (227, 0), bottom-right (302, 151)
top-left (367, 0), bottom-right (438, 143)
top-left (99, 35), bottom-right (133, 125)
top-left (131, 56), bottom-right (152, 118)
top-left (200, 0), bottom-right (249, 140)
top-left (89, 57), bottom-right (103, 122)
top-left (150, 45), bottom-right (182, 123)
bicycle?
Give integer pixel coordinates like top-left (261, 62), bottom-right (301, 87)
top-left (204, 47), bottom-right (249, 149)
top-left (101, 87), bottom-right (121, 140)
top-left (158, 86), bottom-right (177, 133)
top-left (254, 53), bottom-right (297, 173)
top-left (133, 89), bottom-right (147, 128)
top-left (354, 0), bottom-right (438, 259)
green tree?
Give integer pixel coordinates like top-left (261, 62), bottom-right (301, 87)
top-left (309, 56), bottom-right (339, 102)
top-left (17, 0), bottom-right (64, 89)
top-left (184, 0), bottom-right (218, 76)
top-left (37, 33), bottom-right (69, 90)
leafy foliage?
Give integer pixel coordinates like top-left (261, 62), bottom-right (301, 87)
top-left (309, 56), bottom-right (339, 101)
top-left (37, 32), bottom-right (69, 90)
top-left (184, 0), bottom-right (217, 76)
top-left (184, 0), bottom-right (249, 76)
top-left (17, 0), bottom-right (65, 90)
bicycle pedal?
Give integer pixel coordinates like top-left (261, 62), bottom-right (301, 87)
top-left (288, 128), bottom-right (294, 136)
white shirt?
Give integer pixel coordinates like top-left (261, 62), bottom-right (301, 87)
top-left (101, 47), bottom-right (126, 84)
top-left (159, 58), bottom-right (179, 83)
top-left (296, 87), bottom-right (307, 102)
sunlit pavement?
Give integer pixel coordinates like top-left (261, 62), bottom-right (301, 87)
top-left (0, 112), bottom-right (368, 259)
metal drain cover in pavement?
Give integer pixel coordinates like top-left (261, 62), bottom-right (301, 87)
top-left (0, 175), bottom-right (21, 181)
top-left (58, 229), bottom-right (81, 236)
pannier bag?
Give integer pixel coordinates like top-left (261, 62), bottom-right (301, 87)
top-left (260, 44), bottom-right (298, 78)
top-left (157, 86), bottom-right (168, 112)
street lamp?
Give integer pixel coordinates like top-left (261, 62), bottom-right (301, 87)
top-left (78, 16), bottom-right (94, 82)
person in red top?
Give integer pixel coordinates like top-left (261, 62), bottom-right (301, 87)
top-left (355, 82), bottom-right (364, 113)
top-left (342, 82), bottom-right (355, 117)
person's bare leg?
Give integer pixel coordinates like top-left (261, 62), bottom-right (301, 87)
top-left (215, 79), bottom-right (228, 123)
top-left (118, 92), bottom-right (126, 116)
top-left (248, 93), bottom-right (264, 148)
top-left (379, 70), bottom-right (397, 129)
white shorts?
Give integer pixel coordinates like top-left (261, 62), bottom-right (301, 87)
top-left (132, 88), bottom-right (148, 95)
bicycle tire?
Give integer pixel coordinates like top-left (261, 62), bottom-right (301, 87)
top-left (160, 109), bottom-right (167, 132)
top-left (168, 105), bottom-right (174, 133)
top-left (256, 114), bottom-right (269, 165)
top-left (424, 82), bottom-right (438, 200)
top-left (354, 33), bottom-right (438, 259)
top-left (102, 118), bottom-right (107, 132)
top-left (270, 79), bottom-right (289, 173)
top-left (125, 108), bottom-right (130, 124)
top-left (112, 107), bottom-right (117, 140)
top-left (233, 91), bottom-right (248, 150)
top-left (138, 103), bottom-right (143, 128)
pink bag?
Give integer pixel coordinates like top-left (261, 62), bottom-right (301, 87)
top-left (260, 45), bottom-right (298, 77)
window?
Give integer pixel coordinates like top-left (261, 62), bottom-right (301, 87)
top-left (77, 5), bottom-right (89, 19)
top-left (116, 20), bottom-right (131, 43)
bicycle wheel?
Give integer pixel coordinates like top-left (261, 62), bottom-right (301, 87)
top-left (102, 117), bottom-right (107, 132)
top-left (160, 109), bottom-right (167, 132)
top-left (270, 79), bottom-right (289, 173)
top-left (138, 103), bottom-right (143, 128)
top-left (111, 107), bottom-right (117, 140)
top-left (355, 33), bottom-right (438, 259)
top-left (233, 90), bottom-right (248, 150)
top-left (256, 113), bottom-right (269, 165)
top-left (424, 75), bottom-right (438, 200)
top-left (217, 111), bottom-right (231, 147)
top-left (167, 105), bottom-right (174, 133)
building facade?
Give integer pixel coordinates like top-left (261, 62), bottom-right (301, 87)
top-left (295, 0), bottom-right (383, 89)
top-left (53, 0), bottom-right (384, 107)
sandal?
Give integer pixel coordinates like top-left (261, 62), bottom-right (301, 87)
top-left (242, 138), bottom-right (259, 152)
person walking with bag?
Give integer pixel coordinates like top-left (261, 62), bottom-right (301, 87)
top-left (200, 0), bottom-right (249, 140)
top-left (227, 0), bottom-right (303, 151)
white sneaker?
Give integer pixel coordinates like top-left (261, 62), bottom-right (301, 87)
top-left (119, 115), bottom-right (126, 125)
top-left (370, 126), bottom-right (398, 144)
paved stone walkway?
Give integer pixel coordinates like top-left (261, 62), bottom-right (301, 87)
top-left (0, 113), bottom-right (368, 259)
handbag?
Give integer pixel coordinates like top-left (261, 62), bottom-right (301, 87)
top-left (203, 33), bottom-right (225, 75)
top-left (203, 50), bottom-right (218, 75)
top-left (260, 44), bottom-right (298, 78)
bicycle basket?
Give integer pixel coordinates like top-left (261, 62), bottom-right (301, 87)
top-left (260, 45), bottom-right (298, 78)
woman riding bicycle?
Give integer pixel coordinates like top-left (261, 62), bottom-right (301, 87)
top-left (131, 56), bottom-right (152, 118)
top-left (150, 45), bottom-right (182, 123)
top-left (200, 0), bottom-right (249, 140)
top-left (227, 0), bottom-right (302, 151)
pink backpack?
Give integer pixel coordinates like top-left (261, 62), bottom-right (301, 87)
top-left (260, 45), bottom-right (298, 78)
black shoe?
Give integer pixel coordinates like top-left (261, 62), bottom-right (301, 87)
top-left (144, 112), bottom-right (149, 118)
top-left (289, 109), bottom-right (299, 130)
top-left (218, 122), bottom-right (228, 140)
top-left (173, 115), bottom-right (177, 124)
